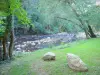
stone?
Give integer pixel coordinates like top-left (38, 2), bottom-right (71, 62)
top-left (67, 53), bottom-right (88, 72)
top-left (43, 52), bottom-right (56, 61)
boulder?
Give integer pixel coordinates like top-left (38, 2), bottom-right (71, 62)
top-left (43, 52), bottom-right (56, 61)
top-left (67, 53), bottom-right (88, 72)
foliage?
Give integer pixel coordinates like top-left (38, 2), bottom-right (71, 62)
top-left (0, 0), bottom-right (31, 25)
top-left (0, 26), bottom-right (5, 33)
top-left (0, 20), bottom-right (4, 24)
top-left (0, 0), bottom-right (32, 37)
top-left (0, 17), bottom-right (6, 35)
top-left (18, 0), bottom-right (99, 34)
top-left (33, 22), bottom-right (46, 34)
top-left (34, 0), bottom-right (97, 34)
top-left (86, 6), bottom-right (100, 25)
top-left (1, 0), bottom-right (99, 35)
top-left (10, 0), bottom-right (31, 24)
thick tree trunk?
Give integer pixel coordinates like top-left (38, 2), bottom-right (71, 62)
top-left (87, 24), bottom-right (96, 38)
top-left (85, 20), bottom-right (96, 38)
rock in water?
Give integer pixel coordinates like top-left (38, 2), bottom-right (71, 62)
top-left (43, 52), bottom-right (56, 61)
top-left (67, 53), bottom-right (88, 72)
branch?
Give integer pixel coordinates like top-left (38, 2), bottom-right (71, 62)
top-left (56, 16), bottom-right (86, 30)
top-left (57, 17), bottom-right (79, 26)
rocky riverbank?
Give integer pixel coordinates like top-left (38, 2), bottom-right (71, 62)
top-left (14, 33), bottom-right (77, 52)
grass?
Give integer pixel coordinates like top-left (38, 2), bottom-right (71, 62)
top-left (0, 38), bottom-right (100, 75)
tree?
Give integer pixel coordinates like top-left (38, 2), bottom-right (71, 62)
top-left (37, 0), bottom-right (98, 37)
top-left (0, 0), bottom-right (30, 60)
top-left (85, 6), bottom-right (100, 32)
top-left (64, 0), bottom-right (96, 38)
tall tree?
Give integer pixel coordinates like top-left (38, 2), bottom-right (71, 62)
top-left (0, 0), bottom-right (30, 60)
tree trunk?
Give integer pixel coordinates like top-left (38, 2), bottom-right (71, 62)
top-left (2, 37), bottom-right (7, 60)
top-left (84, 30), bottom-right (90, 39)
top-left (8, 30), bottom-right (14, 59)
top-left (6, 14), bottom-right (13, 59)
top-left (86, 20), bottom-right (96, 38)
top-left (0, 40), bottom-right (2, 61)
top-left (7, 14), bottom-right (14, 59)
top-left (88, 25), bottom-right (96, 38)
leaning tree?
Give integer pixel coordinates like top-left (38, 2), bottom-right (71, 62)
top-left (63, 0), bottom-right (96, 38)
